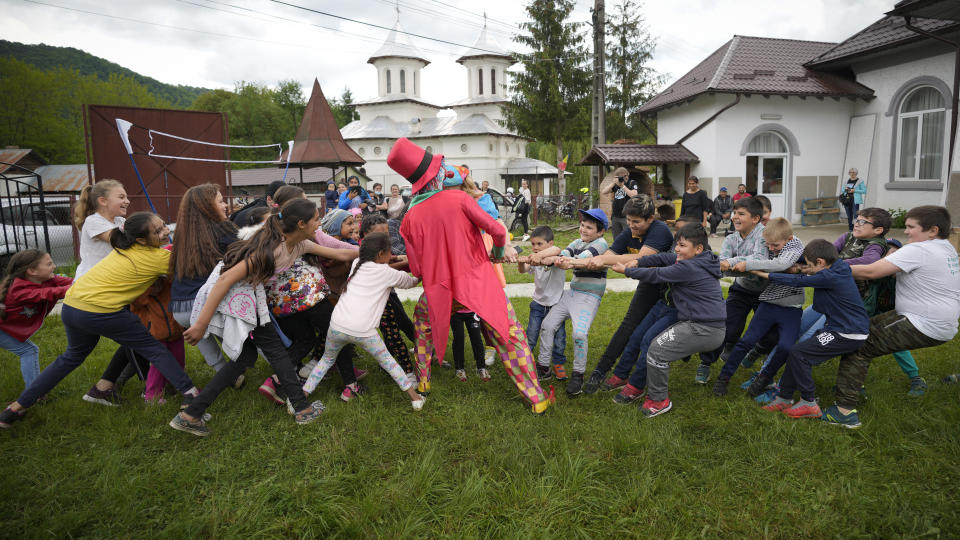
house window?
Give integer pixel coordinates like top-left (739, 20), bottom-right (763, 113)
top-left (414, 72), bottom-right (418, 95)
top-left (896, 86), bottom-right (946, 181)
top-left (386, 69), bottom-right (391, 93)
top-left (490, 68), bottom-right (496, 95)
top-left (745, 132), bottom-right (787, 196)
top-left (478, 69), bottom-right (484, 95)
top-left (400, 70), bottom-right (406, 93)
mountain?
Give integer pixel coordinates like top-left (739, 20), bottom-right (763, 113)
top-left (0, 40), bottom-right (210, 107)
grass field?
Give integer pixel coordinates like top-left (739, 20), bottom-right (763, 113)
top-left (1, 290), bottom-right (958, 537)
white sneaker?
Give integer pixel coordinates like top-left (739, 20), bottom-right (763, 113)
top-left (298, 359), bottom-right (317, 379)
top-left (412, 395), bottom-right (426, 411)
top-left (521, 234), bottom-right (530, 241)
top-left (484, 347), bottom-right (496, 366)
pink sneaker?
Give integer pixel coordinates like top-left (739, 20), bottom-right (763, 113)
top-left (258, 376), bottom-right (284, 405)
top-left (640, 397), bottom-right (672, 418)
top-left (340, 383), bottom-right (367, 402)
top-left (783, 402), bottom-right (822, 419)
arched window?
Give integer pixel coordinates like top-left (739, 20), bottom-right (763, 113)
top-left (896, 86), bottom-right (946, 181)
top-left (386, 69), bottom-right (392, 94)
top-left (747, 132), bottom-right (787, 153)
top-left (490, 68), bottom-right (496, 95)
top-left (400, 70), bottom-right (406, 93)
top-left (478, 68), bottom-right (484, 95)
top-left (745, 132), bottom-right (787, 197)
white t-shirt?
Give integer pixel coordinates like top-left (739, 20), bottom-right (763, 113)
top-left (526, 264), bottom-right (565, 307)
top-left (75, 213), bottom-right (126, 278)
top-left (886, 238), bottom-right (960, 341)
top-left (520, 187), bottom-right (532, 204)
top-left (330, 260), bottom-right (419, 337)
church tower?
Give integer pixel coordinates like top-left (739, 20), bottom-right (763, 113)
top-left (367, 18), bottom-right (430, 100)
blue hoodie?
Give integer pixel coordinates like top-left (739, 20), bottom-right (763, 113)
top-left (768, 258), bottom-right (869, 335)
top-left (624, 251), bottom-right (726, 327)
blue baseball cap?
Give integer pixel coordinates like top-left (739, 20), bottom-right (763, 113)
top-left (578, 208), bottom-right (608, 230)
top-left (886, 238), bottom-right (903, 249)
top-left (720, 186), bottom-right (728, 192)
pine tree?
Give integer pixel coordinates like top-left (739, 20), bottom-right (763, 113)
top-left (503, 0), bottom-right (591, 194)
top-left (605, 0), bottom-right (662, 142)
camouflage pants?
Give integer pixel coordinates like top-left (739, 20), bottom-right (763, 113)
top-left (835, 310), bottom-right (945, 408)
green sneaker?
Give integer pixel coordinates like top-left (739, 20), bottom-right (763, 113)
top-left (821, 405), bottom-right (861, 429)
top-left (694, 364), bottom-right (710, 385)
top-left (907, 377), bottom-right (927, 397)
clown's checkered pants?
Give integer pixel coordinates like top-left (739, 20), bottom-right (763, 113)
top-left (413, 293), bottom-right (549, 409)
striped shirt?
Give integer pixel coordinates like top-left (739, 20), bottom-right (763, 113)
top-left (561, 236), bottom-right (609, 297)
top-left (745, 236), bottom-right (805, 307)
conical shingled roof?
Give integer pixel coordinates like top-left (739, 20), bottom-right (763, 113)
top-left (367, 20), bottom-right (430, 65)
top-left (283, 79), bottom-right (365, 167)
top-left (457, 24), bottom-right (513, 64)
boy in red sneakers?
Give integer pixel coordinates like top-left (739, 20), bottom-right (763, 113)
top-left (611, 224), bottom-right (726, 417)
top-left (751, 240), bottom-right (869, 419)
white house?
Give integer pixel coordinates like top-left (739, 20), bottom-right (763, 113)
top-left (340, 19), bottom-right (563, 195)
top-left (637, 2), bottom-right (959, 224)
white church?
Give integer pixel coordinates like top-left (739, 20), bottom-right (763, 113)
top-left (340, 19), bottom-right (563, 195)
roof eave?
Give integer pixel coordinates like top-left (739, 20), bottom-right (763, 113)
top-left (456, 53), bottom-right (515, 64)
top-left (367, 55), bottom-right (431, 66)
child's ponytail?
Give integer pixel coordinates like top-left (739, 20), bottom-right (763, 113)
top-left (223, 198), bottom-right (318, 285)
top-left (73, 179), bottom-right (123, 229)
top-left (0, 249), bottom-right (48, 319)
top-left (346, 232), bottom-right (390, 291)
top-left (110, 212), bottom-right (157, 252)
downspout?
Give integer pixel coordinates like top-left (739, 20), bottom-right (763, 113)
top-left (677, 93), bottom-right (742, 145)
top-left (902, 16), bottom-right (960, 181)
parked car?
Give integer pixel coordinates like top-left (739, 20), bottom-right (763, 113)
top-left (0, 197), bottom-right (75, 270)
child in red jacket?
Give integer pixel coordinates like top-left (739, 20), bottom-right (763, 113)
top-left (0, 249), bottom-right (72, 390)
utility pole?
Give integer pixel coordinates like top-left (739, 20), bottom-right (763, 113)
top-left (590, 0), bottom-right (606, 200)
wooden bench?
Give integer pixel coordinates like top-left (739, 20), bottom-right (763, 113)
top-left (801, 196), bottom-right (842, 227)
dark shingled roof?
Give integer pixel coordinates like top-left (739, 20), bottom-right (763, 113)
top-left (806, 15), bottom-right (959, 67)
top-left (888, 0), bottom-right (960, 21)
top-left (637, 36), bottom-right (875, 115)
top-left (579, 144), bottom-right (699, 166)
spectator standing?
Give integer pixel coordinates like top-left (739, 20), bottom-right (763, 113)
top-left (680, 176), bottom-right (711, 229)
top-left (601, 167), bottom-right (640, 239)
top-left (841, 168), bottom-right (867, 231)
top-left (732, 183), bottom-right (751, 202)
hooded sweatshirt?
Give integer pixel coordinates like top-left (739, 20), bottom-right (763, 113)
top-left (0, 276), bottom-right (73, 341)
top-left (624, 251), bottom-right (726, 327)
top-left (768, 259), bottom-right (869, 336)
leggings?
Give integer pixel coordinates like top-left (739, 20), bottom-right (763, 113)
top-left (451, 311), bottom-right (486, 371)
top-left (413, 293), bottom-right (547, 405)
top-left (537, 289), bottom-right (602, 373)
top-left (277, 300), bottom-right (357, 385)
top-left (379, 293), bottom-right (414, 373)
top-left (304, 329), bottom-right (411, 394)
top-left (173, 310), bottom-right (227, 372)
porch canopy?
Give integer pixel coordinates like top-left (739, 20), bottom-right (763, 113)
top-left (279, 79), bottom-right (365, 191)
top-left (579, 144), bottom-right (699, 166)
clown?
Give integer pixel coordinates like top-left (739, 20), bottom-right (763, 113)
top-left (389, 138), bottom-right (553, 414)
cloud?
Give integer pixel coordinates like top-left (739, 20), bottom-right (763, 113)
top-left (1, 0), bottom-right (894, 104)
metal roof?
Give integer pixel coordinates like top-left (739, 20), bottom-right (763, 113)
top-left (282, 79), bottom-right (365, 167)
top-left (354, 96), bottom-right (442, 109)
top-left (637, 36), bottom-right (875, 115)
top-left (579, 144), bottom-right (699, 166)
top-left (806, 15), bottom-right (959, 67)
top-left (32, 164), bottom-right (90, 192)
top-left (501, 157), bottom-right (572, 176)
top-left (457, 24), bottom-right (513, 63)
top-left (0, 148), bottom-right (47, 173)
top-left (367, 20), bottom-right (430, 65)
top-left (445, 95), bottom-right (510, 108)
top-left (888, 0), bottom-right (960, 21)
top-left (341, 113), bottom-right (522, 141)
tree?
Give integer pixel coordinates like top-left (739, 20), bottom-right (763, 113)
top-left (503, 0), bottom-right (591, 194)
top-left (605, 0), bottom-right (663, 142)
top-left (330, 87), bottom-right (359, 128)
top-left (191, 82), bottom-right (288, 167)
top-left (275, 79), bottom-right (306, 134)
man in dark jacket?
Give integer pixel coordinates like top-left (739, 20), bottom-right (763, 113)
top-left (229, 180), bottom-right (285, 226)
top-left (709, 187), bottom-right (733, 236)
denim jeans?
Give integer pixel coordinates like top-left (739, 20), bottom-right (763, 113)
top-left (18, 305), bottom-right (195, 408)
top-left (527, 300), bottom-right (566, 365)
top-left (611, 301), bottom-right (678, 389)
top-left (0, 327), bottom-right (40, 387)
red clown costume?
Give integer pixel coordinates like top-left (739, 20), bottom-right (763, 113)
top-left (389, 138), bottom-right (552, 414)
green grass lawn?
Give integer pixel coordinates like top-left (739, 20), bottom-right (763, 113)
top-left (1, 292), bottom-right (959, 537)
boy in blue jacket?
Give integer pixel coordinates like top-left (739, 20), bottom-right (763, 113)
top-left (611, 224), bottom-right (726, 417)
top-left (750, 239), bottom-right (869, 420)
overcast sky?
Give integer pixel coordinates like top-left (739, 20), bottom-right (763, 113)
top-left (3, 0), bottom-right (894, 106)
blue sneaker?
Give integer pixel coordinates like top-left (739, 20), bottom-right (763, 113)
top-left (754, 386), bottom-right (778, 405)
top-left (740, 372), bottom-right (758, 390)
top-left (821, 404), bottom-right (861, 429)
top-left (695, 364), bottom-right (710, 385)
